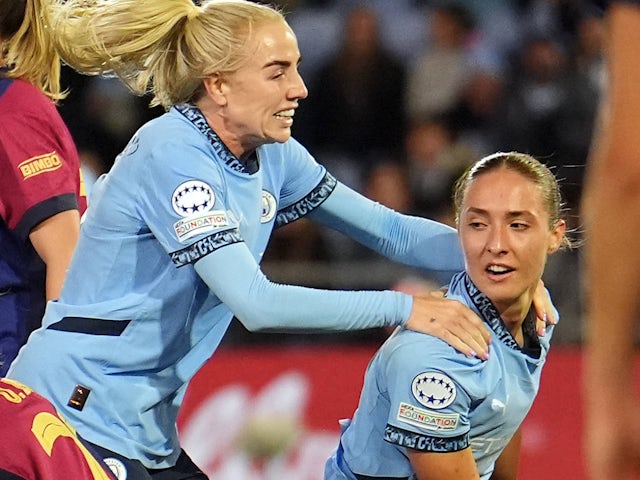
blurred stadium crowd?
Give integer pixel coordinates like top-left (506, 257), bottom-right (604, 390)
top-left (59, 0), bottom-right (601, 345)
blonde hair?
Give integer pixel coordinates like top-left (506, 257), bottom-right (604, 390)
top-left (1, 0), bottom-right (64, 101)
top-left (453, 151), bottom-right (573, 250)
top-left (49, 0), bottom-right (285, 109)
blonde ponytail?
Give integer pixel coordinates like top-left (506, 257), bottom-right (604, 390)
top-left (49, 0), bottom-right (284, 108)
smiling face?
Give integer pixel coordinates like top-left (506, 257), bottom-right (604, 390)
top-left (457, 167), bottom-right (565, 317)
top-left (202, 20), bottom-right (308, 160)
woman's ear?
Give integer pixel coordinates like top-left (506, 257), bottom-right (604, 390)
top-left (548, 219), bottom-right (567, 253)
top-left (202, 73), bottom-right (226, 106)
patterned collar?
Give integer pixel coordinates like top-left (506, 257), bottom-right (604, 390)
top-left (463, 273), bottom-right (541, 358)
top-left (175, 103), bottom-right (259, 174)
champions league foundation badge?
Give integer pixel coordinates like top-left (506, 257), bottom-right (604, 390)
top-left (171, 180), bottom-right (224, 242)
top-left (411, 371), bottom-right (457, 409)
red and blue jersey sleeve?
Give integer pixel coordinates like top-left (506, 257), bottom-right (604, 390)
top-left (0, 78), bottom-right (86, 239)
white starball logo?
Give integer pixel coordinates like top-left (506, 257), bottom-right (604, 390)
top-left (411, 371), bottom-right (457, 409)
top-left (172, 180), bottom-right (215, 217)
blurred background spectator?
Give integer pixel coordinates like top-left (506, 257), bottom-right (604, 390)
top-left (404, 2), bottom-right (475, 121)
top-left (403, 115), bottom-right (475, 225)
top-left (295, 4), bottom-right (407, 183)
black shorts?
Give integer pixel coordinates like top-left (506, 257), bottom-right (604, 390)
top-left (85, 442), bottom-right (207, 480)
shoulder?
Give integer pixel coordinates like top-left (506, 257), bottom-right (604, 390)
top-left (383, 329), bottom-right (482, 372)
top-left (381, 329), bottom-right (497, 398)
top-left (0, 79), bottom-right (57, 119)
top-left (117, 109), bottom-right (213, 171)
top-left (1, 78), bottom-right (52, 108)
top-left (257, 138), bottom-right (322, 192)
top-left (1, 78), bottom-right (40, 98)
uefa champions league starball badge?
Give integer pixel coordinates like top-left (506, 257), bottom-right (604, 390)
top-left (172, 180), bottom-right (215, 217)
top-left (411, 371), bottom-right (457, 409)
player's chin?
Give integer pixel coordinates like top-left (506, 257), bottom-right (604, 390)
top-left (268, 129), bottom-right (293, 144)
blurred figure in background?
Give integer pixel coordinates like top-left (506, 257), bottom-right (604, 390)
top-left (405, 2), bottom-right (475, 122)
top-left (558, 8), bottom-right (605, 220)
top-left (403, 116), bottom-right (474, 226)
top-left (363, 161), bottom-right (414, 215)
top-left (59, 72), bottom-right (164, 180)
top-left (570, 7), bottom-right (606, 96)
top-left (497, 33), bottom-right (595, 219)
top-left (302, 5), bottom-right (406, 175)
top-left (497, 35), bottom-right (569, 159)
top-left (445, 67), bottom-right (505, 157)
top-left (0, 0), bottom-right (85, 375)
top-left (584, 1), bottom-right (640, 479)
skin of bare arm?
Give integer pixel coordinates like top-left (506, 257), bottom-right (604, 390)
top-left (28, 210), bottom-right (80, 300)
top-left (583, 4), bottom-right (640, 479)
top-left (407, 446), bottom-right (480, 480)
top-left (490, 428), bottom-right (522, 480)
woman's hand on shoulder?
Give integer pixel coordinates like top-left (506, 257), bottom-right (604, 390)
top-left (406, 290), bottom-right (491, 360)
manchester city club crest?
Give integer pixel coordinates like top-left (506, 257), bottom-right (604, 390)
top-left (103, 457), bottom-right (127, 480)
top-left (261, 190), bottom-right (276, 223)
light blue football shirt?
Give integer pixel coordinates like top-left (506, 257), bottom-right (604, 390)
top-left (326, 272), bottom-right (555, 480)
